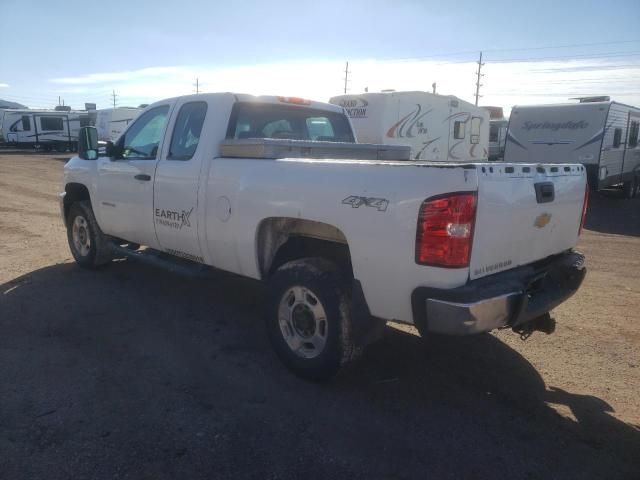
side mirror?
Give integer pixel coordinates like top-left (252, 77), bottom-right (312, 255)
top-left (78, 126), bottom-right (98, 160)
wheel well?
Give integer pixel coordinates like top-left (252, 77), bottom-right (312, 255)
top-left (257, 218), bottom-right (353, 278)
top-left (63, 183), bottom-right (91, 221)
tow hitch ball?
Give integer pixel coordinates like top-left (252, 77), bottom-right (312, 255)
top-left (512, 313), bottom-right (556, 340)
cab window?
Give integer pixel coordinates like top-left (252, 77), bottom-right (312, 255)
top-left (121, 106), bottom-right (170, 159)
top-left (168, 102), bottom-right (208, 160)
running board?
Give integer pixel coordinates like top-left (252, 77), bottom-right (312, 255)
top-left (110, 244), bottom-right (212, 278)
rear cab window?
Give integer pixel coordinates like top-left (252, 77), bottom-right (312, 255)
top-left (168, 101), bottom-right (208, 160)
top-left (226, 102), bottom-right (355, 142)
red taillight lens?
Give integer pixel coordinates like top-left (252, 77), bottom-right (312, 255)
top-left (415, 192), bottom-right (477, 268)
top-left (579, 184), bottom-right (589, 236)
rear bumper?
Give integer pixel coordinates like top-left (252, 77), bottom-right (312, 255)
top-left (411, 251), bottom-right (586, 335)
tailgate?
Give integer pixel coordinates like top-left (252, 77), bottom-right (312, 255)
top-left (470, 163), bottom-right (586, 280)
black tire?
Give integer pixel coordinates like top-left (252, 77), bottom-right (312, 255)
top-left (66, 201), bottom-right (112, 268)
top-left (265, 257), bottom-right (360, 381)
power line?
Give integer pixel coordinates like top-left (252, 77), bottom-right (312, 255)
top-left (488, 51), bottom-right (640, 63)
top-left (370, 40), bottom-right (640, 63)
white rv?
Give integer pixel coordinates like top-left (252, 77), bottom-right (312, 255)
top-left (95, 107), bottom-right (141, 142)
top-left (504, 98), bottom-right (640, 196)
top-left (2, 109), bottom-right (92, 151)
top-left (329, 91), bottom-right (489, 161)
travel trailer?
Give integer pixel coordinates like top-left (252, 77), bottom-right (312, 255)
top-left (504, 97), bottom-right (640, 197)
top-left (329, 91), bottom-right (489, 161)
top-left (95, 107), bottom-right (142, 141)
top-left (1, 108), bottom-right (92, 151)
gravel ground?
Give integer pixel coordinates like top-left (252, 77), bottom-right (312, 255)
top-left (1, 151), bottom-right (639, 479)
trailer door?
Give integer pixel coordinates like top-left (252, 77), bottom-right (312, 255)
top-left (621, 111), bottom-right (640, 182)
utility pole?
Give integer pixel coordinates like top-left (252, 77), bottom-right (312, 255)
top-left (111, 89), bottom-right (118, 108)
top-left (474, 51), bottom-right (484, 106)
top-left (194, 77), bottom-right (200, 94)
top-left (343, 61), bottom-right (350, 94)
top-left (432, 82), bottom-right (436, 94)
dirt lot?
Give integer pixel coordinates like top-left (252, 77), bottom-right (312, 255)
top-left (1, 151), bottom-right (639, 479)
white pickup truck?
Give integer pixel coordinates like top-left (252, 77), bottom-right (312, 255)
top-left (60, 93), bottom-right (588, 380)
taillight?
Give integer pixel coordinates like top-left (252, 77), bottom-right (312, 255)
top-left (415, 192), bottom-right (477, 268)
top-left (579, 184), bottom-right (589, 235)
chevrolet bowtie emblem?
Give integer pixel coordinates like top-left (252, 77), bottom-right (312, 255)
top-left (534, 212), bottom-right (552, 228)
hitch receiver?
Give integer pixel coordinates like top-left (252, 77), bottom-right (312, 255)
top-left (512, 313), bottom-right (556, 340)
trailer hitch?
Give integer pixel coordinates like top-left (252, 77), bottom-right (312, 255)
top-left (512, 313), bottom-right (556, 340)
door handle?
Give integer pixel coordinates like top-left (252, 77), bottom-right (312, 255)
top-left (134, 174), bottom-right (151, 181)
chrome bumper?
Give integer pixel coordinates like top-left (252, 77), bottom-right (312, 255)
top-left (412, 251), bottom-right (586, 336)
top-left (426, 292), bottom-right (521, 335)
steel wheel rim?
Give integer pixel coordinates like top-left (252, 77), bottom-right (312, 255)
top-left (72, 215), bottom-right (91, 257)
top-left (277, 286), bottom-right (328, 359)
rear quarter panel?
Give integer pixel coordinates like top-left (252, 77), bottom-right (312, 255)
top-left (204, 159), bottom-right (478, 323)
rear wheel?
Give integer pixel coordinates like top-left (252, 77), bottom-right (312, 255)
top-left (265, 258), bottom-right (360, 380)
top-left (66, 201), bottom-right (112, 268)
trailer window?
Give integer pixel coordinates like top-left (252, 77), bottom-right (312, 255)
top-left (470, 117), bottom-right (481, 144)
top-left (489, 124), bottom-right (498, 142)
top-left (629, 121), bottom-right (639, 148)
top-left (226, 102), bottom-right (355, 142)
top-left (168, 101), bottom-right (208, 160)
top-left (21, 116), bottom-right (31, 131)
top-left (453, 121), bottom-right (465, 139)
top-left (613, 128), bottom-right (622, 148)
top-left (40, 117), bottom-right (64, 131)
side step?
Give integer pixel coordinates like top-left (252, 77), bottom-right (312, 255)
top-left (110, 244), bottom-right (212, 278)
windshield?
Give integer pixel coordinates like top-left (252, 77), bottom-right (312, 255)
top-left (226, 102), bottom-right (355, 143)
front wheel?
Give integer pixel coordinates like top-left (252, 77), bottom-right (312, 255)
top-left (265, 258), bottom-right (360, 381)
top-left (66, 201), bottom-right (112, 268)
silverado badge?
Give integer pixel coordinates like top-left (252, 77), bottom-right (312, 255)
top-left (534, 212), bottom-right (552, 228)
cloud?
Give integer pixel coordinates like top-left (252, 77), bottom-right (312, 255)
top-left (0, 83), bottom-right (8, 88)
top-left (50, 66), bottom-right (187, 85)
top-left (43, 58), bottom-right (640, 112)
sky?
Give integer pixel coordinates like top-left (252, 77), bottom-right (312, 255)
top-left (0, 0), bottom-right (639, 115)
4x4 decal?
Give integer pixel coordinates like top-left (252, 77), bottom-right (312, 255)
top-left (342, 196), bottom-right (389, 212)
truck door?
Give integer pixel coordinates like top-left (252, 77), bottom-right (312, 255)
top-left (152, 100), bottom-right (208, 262)
top-left (96, 104), bottom-right (172, 247)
